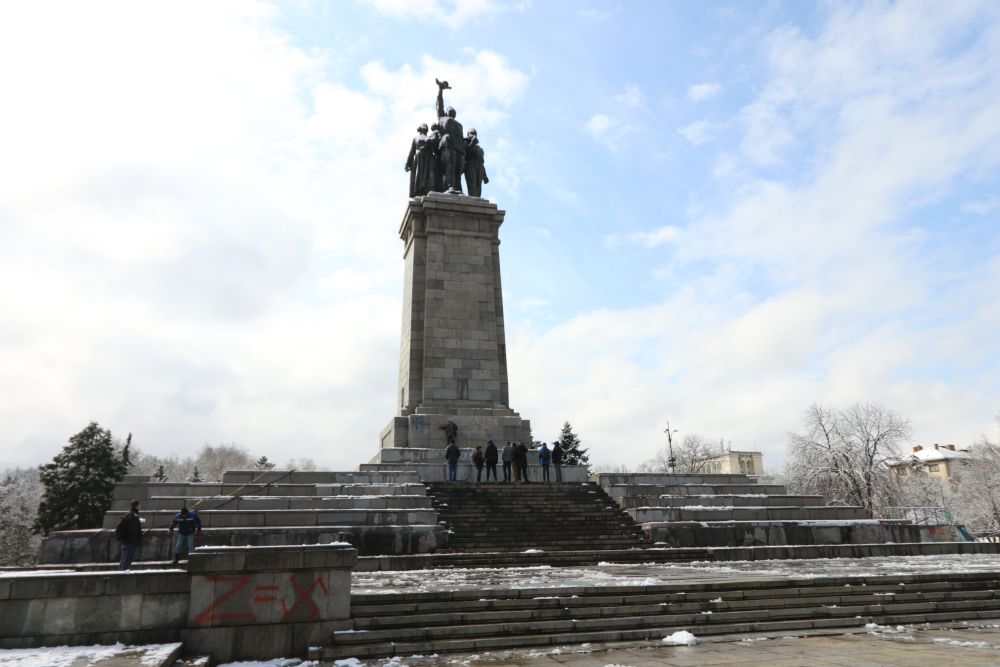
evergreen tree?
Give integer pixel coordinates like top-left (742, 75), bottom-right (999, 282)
top-left (254, 455), bottom-right (276, 471)
top-left (555, 421), bottom-right (589, 468)
top-left (34, 422), bottom-right (128, 535)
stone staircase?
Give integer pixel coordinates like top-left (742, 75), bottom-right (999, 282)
top-left (594, 473), bottom-right (925, 547)
top-left (314, 571), bottom-right (1000, 660)
top-left (427, 482), bottom-right (649, 553)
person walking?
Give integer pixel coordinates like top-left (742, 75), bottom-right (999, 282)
top-left (484, 440), bottom-right (499, 482)
top-left (552, 441), bottom-right (564, 483)
top-left (501, 441), bottom-right (514, 482)
top-left (115, 500), bottom-right (143, 570)
top-left (169, 507), bottom-right (202, 564)
top-left (472, 445), bottom-right (485, 482)
top-left (445, 440), bottom-right (461, 482)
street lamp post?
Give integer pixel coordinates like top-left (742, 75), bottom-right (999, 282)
top-left (664, 421), bottom-right (678, 476)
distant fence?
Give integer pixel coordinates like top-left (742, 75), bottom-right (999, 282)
top-left (885, 506), bottom-right (954, 525)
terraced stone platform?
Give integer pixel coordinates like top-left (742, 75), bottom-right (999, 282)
top-left (38, 469), bottom-right (447, 563)
top-left (594, 472), bottom-right (934, 548)
top-left (314, 570), bottom-right (1000, 660)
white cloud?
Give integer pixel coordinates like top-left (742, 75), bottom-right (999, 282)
top-left (688, 82), bottom-right (722, 101)
top-left (613, 84), bottom-right (646, 109)
top-left (0, 2), bottom-right (530, 470)
top-left (369, 0), bottom-right (513, 29)
top-left (518, 3), bottom-right (1000, 469)
top-left (586, 113), bottom-right (636, 151)
top-left (678, 119), bottom-right (718, 146)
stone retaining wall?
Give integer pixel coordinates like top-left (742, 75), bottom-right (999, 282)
top-left (1, 544), bottom-right (356, 662)
top-left (39, 525), bottom-right (443, 564)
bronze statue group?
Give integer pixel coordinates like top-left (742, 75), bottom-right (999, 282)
top-left (406, 79), bottom-right (489, 198)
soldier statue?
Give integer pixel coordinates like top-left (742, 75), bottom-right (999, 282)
top-left (434, 79), bottom-right (465, 193)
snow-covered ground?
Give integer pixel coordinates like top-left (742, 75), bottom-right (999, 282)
top-left (0, 642), bottom-right (180, 666)
top-left (352, 553), bottom-right (1000, 594)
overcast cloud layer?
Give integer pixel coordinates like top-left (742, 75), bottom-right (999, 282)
top-left (1, 1), bottom-right (998, 471)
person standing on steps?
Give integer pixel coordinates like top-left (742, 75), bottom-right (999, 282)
top-left (519, 441), bottom-right (531, 483)
top-left (169, 506), bottom-right (202, 564)
top-left (552, 441), bottom-right (564, 483)
top-left (115, 500), bottom-right (143, 570)
top-left (472, 445), bottom-right (485, 482)
top-left (511, 441), bottom-right (522, 482)
top-left (484, 440), bottom-right (499, 482)
top-left (445, 440), bottom-right (461, 482)
top-left (501, 441), bottom-right (514, 482)
top-left (538, 442), bottom-right (552, 483)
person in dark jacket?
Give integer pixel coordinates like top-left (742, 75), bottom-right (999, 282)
top-left (170, 507), bottom-right (203, 564)
top-left (484, 440), bottom-right (499, 482)
top-left (538, 442), bottom-right (552, 482)
top-left (501, 441), bottom-right (514, 482)
top-left (552, 441), bottom-right (564, 483)
top-left (445, 441), bottom-right (461, 481)
top-left (472, 446), bottom-right (485, 482)
top-left (519, 442), bottom-right (531, 483)
top-left (115, 500), bottom-right (143, 570)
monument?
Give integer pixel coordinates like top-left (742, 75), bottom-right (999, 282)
top-left (378, 80), bottom-right (530, 458)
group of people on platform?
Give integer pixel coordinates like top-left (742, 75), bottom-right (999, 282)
top-left (115, 501), bottom-right (202, 570)
top-left (444, 439), bottom-right (565, 483)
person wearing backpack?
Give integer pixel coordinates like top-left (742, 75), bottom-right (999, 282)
top-left (169, 507), bottom-right (203, 565)
top-left (538, 442), bottom-right (552, 482)
top-left (115, 500), bottom-right (143, 570)
top-left (472, 445), bottom-right (485, 482)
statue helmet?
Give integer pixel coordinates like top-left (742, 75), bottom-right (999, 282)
top-left (446, 106), bottom-right (456, 118)
top-left (418, 123), bottom-right (428, 134)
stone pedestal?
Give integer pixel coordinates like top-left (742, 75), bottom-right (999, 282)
top-left (378, 194), bottom-right (531, 461)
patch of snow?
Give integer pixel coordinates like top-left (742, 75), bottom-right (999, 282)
top-left (523, 548), bottom-right (544, 553)
top-left (662, 630), bottom-right (699, 645)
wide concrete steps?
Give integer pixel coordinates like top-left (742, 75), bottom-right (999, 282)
top-left (607, 483), bottom-right (789, 497)
top-left (101, 508), bottom-right (438, 529)
top-left (632, 505), bottom-right (869, 522)
top-left (115, 495), bottom-right (434, 512)
top-left (316, 572), bottom-right (1000, 659)
top-left (428, 482), bottom-right (650, 553)
top-left (615, 494), bottom-right (828, 509)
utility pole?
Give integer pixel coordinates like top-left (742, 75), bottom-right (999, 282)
top-left (664, 421), bottom-right (678, 475)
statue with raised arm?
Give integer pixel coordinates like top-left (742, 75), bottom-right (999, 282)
top-left (463, 128), bottom-right (489, 197)
top-left (435, 79), bottom-right (465, 193)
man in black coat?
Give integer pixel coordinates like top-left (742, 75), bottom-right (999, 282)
top-left (445, 441), bottom-right (461, 482)
top-left (115, 500), bottom-right (143, 570)
top-left (484, 440), bottom-right (499, 482)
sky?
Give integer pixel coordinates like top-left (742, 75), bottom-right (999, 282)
top-left (1, 0), bottom-right (999, 473)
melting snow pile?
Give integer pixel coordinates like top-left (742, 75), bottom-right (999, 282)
top-left (662, 630), bottom-right (699, 645)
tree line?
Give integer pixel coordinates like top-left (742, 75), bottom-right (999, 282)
top-left (0, 422), bottom-right (314, 566)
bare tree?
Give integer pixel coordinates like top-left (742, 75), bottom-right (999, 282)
top-left (786, 402), bottom-right (910, 515)
top-left (645, 434), bottom-right (724, 474)
top-left (953, 416), bottom-right (1000, 534)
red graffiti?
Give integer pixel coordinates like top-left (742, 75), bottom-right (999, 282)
top-left (252, 584), bottom-right (279, 604)
top-left (193, 573), bottom-right (331, 626)
top-left (280, 573), bottom-right (329, 621)
top-left (194, 575), bottom-right (255, 625)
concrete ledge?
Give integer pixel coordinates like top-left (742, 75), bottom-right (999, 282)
top-left (39, 525), bottom-right (446, 564)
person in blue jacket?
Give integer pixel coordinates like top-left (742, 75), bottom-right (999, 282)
top-left (170, 507), bottom-right (202, 564)
top-left (538, 442), bottom-right (552, 482)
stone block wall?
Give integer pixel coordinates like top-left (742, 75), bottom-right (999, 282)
top-left (2, 544), bottom-right (356, 663)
